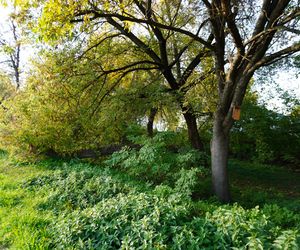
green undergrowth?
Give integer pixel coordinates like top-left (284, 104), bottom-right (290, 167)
top-left (0, 151), bottom-right (299, 249)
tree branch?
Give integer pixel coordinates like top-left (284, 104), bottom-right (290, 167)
top-left (133, 0), bottom-right (169, 65)
top-left (254, 42), bottom-right (300, 69)
top-left (178, 50), bottom-right (210, 87)
top-left (78, 32), bottom-right (122, 59)
top-left (100, 60), bottom-right (160, 75)
top-left (89, 66), bottom-right (159, 117)
top-left (252, 0), bottom-right (271, 36)
top-left (72, 10), bottom-right (214, 49)
top-left (180, 68), bottom-right (214, 93)
top-left (105, 16), bottom-right (162, 64)
top-left (222, 0), bottom-right (245, 55)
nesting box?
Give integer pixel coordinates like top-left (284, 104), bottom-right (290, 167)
top-left (232, 106), bottom-right (241, 120)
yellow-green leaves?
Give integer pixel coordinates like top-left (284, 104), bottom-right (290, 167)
top-left (36, 0), bottom-right (76, 42)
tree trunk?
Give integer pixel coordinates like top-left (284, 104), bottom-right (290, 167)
top-left (183, 110), bottom-right (204, 151)
top-left (147, 107), bottom-right (158, 137)
top-left (211, 116), bottom-right (231, 203)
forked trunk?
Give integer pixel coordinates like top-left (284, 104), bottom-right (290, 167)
top-left (183, 111), bottom-right (204, 151)
top-left (211, 117), bottom-right (231, 203)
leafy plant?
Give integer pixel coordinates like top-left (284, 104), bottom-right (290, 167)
top-left (24, 170), bottom-right (131, 211)
top-left (1, 156), bottom-right (300, 249)
top-left (174, 168), bottom-right (200, 198)
top-left (51, 192), bottom-right (189, 249)
top-left (105, 132), bottom-right (208, 185)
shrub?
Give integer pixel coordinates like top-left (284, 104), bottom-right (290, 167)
top-left (262, 204), bottom-right (300, 229)
top-left (105, 132), bottom-right (208, 185)
top-left (174, 168), bottom-right (200, 198)
top-left (19, 159), bottom-right (300, 249)
top-left (231, 98), bottom-right (300, 167)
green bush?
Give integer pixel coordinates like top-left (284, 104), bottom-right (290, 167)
top-left (105, 132), bottom-right (208, 185)
top-left (0, 50), bottom-right (152, 158)
top-left (174, 168), bottom-right (200, 198)
top-left (262, 204), bottom-right (300, 229)
top-left (13, 159), bottom-right (300, 249)
top-left (231, 98), bottom-right (300, 167)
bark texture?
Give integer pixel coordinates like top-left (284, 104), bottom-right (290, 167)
top-left (211, 115), bottom-right (231, 202)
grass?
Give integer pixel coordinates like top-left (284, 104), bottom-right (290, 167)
top-left (229, 159), bottom-right (300, 211)
top-left (0, 154), bottom-right (53, 249)
top-left (230, 160), bottom-right (300, 195)
top-left (0, 153), bottom-right (299, 249)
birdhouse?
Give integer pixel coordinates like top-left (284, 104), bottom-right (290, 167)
top-left (232, 106), bottom-right (241, 120)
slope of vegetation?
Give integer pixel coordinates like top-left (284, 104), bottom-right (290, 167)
top-left (1, 144), bottom-right (299, 249)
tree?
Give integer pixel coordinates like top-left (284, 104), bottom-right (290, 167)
top-left (17, 0), bottom-right (300, 202)
top-left (0, 11), bottom-right (22, 89)
top-left (0, 50), bottom-right (108, 155)
top-left (204, 0), bottom-right (300, 201)
top-left (23, 0), bottom-right (217, 150)
top-left (0, 41), bottom-right (179, 156)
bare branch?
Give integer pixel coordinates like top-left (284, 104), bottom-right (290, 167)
top-left (133, 0), bottom-right (168, 65)
top-left (89, 66), bottom-right (159, 118)
top-left (254, 42), bottom-right (300, 69)
top-left (222, 0), bottom-right (245, 55)
top-left (169, 45), bottom-right (189, 68)
top-left (78, 33), bottom-right (122, 59)
top-left (280, 26), bottom-right (300, 35)
top-left (105, 16), bottom-right (162, 64)
top-left (252, 0), bottom-right (271, 36)
top-left (202, 0), bottom-right (211, 8)
top-left (100, 60), bottom-right (160, 75)
top-left (180, 68), bottom-right (214, 93)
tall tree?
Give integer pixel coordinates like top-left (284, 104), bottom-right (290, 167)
top-left (204, 0), bottom-right (300, 201)
top-left (17, 0), bottom-right (300, 201)
top-left (0, 12), bottom-right (22, 89)
top-left (25, 0), bottom-right (216, 150)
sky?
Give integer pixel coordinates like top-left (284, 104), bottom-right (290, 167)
top-left (254, 71), bottom-right (299, 112)
top-left (0, 5), bottom-right (299, 111)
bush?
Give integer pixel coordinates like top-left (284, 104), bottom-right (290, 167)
top-left (105, 132), bottom-right (208, 185)
top-left (174, 168), bottom-right (200, 198)
top-left (231, 98), bottom-right (300, 167)
top-left (262, 204), bottom-right (300, 229)
top-left (18, 160), bottom-right (300, 249)
top-left (0, 51), bottom-right (149, 158)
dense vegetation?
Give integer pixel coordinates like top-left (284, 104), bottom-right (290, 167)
top-left (0, 0), bottom-right (300, 248)
top-left (0, 148), bottom-right (299, 249)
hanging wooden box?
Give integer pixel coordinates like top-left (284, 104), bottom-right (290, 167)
top-left (232, 106), bottom-right (241, 120)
